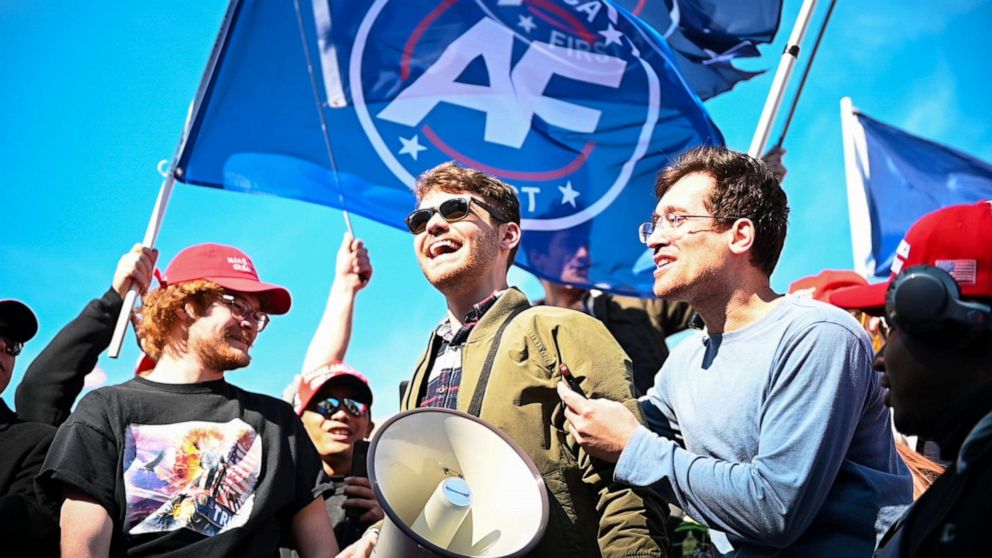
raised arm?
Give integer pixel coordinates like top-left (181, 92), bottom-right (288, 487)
top-left (301, 235), bottom-right (372, 373)
top-left (16, 245), bottom-right (156, 425)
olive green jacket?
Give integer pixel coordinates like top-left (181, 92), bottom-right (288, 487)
top-left (402, 288), bottom-right (668, 557)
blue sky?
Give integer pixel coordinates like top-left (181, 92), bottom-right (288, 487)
top-left (2, 1), bottom-right (990, 419)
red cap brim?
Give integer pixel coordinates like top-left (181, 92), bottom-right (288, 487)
top-left (202, 276), bottom-right (292, 315)
top-left (828, 281), bottom-right (890, 316)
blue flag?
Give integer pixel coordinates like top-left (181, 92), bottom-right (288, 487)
top-left (176, 0), bottom-right (723, 296)
top-left (612, 0), bottom-right (782, 99)
top-left (842, 99), bottom-right (992, 277)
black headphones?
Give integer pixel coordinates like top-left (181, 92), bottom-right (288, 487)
top-left (885, 265), bottom-right (991, 340)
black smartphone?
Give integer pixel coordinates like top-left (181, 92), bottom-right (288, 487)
top-left (559, 362), bottom-right (587, 398)
top-left (345, 440), bottom-right (371, 519)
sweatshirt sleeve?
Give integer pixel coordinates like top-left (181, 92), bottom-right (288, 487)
top-left (616, 322), bottom-right (874, 548)
top-left (16, 289), bottom-right (123, 426)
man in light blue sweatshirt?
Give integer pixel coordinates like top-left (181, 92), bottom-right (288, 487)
top-left (559, 146), bottom-right (912, 556)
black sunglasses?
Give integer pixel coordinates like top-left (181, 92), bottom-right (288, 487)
top-left (405, 196), bottom-right (506, 234)
top-left (314, 396), bottom-right (369, 418)
top-left (0, 336), bottom-right (23, 357)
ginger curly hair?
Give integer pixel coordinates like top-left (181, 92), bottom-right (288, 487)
top-left (137, 280), bottom-right (222, 360)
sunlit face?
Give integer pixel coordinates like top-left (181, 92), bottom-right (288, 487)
top-left (300, 382), bottom-right (373, 464)
top-left (186, 292), bottom-right (261, 372)
top-left (413, 190), bottom-right (504, 294)
top-left (646, 173), bottom-right (731, 302)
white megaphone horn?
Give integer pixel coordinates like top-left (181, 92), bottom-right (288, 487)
top-left (367, 408), bottom-right (549, 557)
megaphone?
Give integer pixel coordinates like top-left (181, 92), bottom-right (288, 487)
top-left (368, 408), bottom-right (549, 557)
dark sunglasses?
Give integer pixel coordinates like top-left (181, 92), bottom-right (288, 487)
top-left (405, 196), bottom-right (506, 234)
top-left (0, 336), bottom-right (23, 357)
top-left (313, 396), bottom-right (369, 418)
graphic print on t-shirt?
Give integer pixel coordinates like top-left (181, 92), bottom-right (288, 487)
top-left (122, 419), bottom-right (261, 537)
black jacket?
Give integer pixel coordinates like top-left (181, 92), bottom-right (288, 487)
top-left (16, 288), bottom-right (123, 426)
top-left (0, 400), bottom-right (59, 557)
top-left (877, 383), bottom-right (992, 557)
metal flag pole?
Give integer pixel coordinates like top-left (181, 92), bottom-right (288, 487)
top-left (774, 0), bottom-right (838, 149)
top-left (107, 173), bottom-right (175, 358)
top-left (292, 0), bottom-right (356, 240)
top-left (107, 0), bottom-right (244, 358)
top-left (748, 0), bottom-right (820, 157)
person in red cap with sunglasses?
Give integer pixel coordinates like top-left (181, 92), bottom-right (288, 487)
top-left (829, 201), bottom-right (992, 557)
top-left (0, 298), bottom-right (60, 557)
top-left (39, 243), bottom-right (337, 558)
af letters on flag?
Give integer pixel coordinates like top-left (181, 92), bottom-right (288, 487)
top-left (844, 107), bottom-right (992, 277)
top-left (176, 0), bottom-right (723, 296)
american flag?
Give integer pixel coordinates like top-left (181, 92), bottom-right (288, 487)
top-left (936, 260), bottom-right (978, 285)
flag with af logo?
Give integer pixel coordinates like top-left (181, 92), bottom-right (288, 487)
top-left (176, 0), bottom-right (722, 296)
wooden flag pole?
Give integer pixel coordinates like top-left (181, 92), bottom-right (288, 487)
top-left (748, 0), bottom-right (819, 157)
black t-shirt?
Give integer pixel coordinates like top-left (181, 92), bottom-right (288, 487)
top-left (39, 377), bottom-right (322, 558)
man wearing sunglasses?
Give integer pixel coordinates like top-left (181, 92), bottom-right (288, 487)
top-left (288, 362), bottom-right (379, 555)
top-left (559, 147), bottom-right (911, 556)
top-left (0, 299), bottom-right (60, 556)
top-left (340, 162), bottom-right (667, 558)
top-left (40, 244), bottom-right (337, 557)
top-left (830, 201), bottom-right (992, 557)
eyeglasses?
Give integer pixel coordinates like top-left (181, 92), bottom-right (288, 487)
top-left (637, 213), bottom-right (744, 244)
top-left (313, 396), bottom-right (369, 418)
top-left (405, 196), bottom-right (507, 234)
top-left (216, 293), bottom-right (270, 332)
top-left (0, 335), bottom-right (23, 357)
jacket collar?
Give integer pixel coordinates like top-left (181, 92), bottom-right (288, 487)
top-left (0, 398), bottom-right (17, 427)
top-left (934, 382), bottom-right (992, 462)
top-left (407, 288), bottom-right (531, 412)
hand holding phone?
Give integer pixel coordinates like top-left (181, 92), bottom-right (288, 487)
top-left (559, 361), bottom-right (586, 398)
top-left (345, 440), bottom-right (371, 519)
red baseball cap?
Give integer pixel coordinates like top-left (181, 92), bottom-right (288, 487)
top-left (160, 243), bottom-right (291, 314)
top-left (830, 200), bottom-right (992, 314)
top-left (788, 270), bottom-right (868, 303)
top-left (0, 299), bottom-right (38, 342)
top-left (295, 362), bottom-right (373, 416)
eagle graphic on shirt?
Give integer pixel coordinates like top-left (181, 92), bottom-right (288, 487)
top-left (122, 419), bottom-right (261, 536)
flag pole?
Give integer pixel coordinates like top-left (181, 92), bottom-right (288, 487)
top-left (107, 0), bottom-right (244, 359)
top-left (748, 0), bottom-right (820, 157)
top-left (774, 0), bottom-right (837, 149)
top-left (292, 0), bottom-right (356, 240)
top-left (107, 174), bottom-right (175, 358)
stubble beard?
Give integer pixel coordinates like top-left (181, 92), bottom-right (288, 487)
top-left (190, 334), bottom-right (251, 373)
top-left (423, 227), bottom-right (501, 296)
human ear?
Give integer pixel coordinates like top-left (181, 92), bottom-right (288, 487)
top-left (727, 218), bottom-right (755, 256)
top-left (501, 222), bottom-right (522, 251)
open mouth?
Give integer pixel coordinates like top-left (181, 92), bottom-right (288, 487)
top-left (427, 238), bottom-right (462, 259)
top-left (653, 254), bottom-right (675, 271)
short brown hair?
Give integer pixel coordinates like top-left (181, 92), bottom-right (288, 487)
top-left (415, 162), bottom-right (521, 266)
top-left (137, 280), bottom-right (222, 359)
top-left (655, 146), bottom-right (789, 276)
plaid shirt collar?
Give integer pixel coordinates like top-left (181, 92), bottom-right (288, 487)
top-left (436, 290), bottom-right (505, 345)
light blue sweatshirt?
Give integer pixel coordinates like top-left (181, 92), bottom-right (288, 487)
top-left (616, 295), bottom-right (912, 556)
